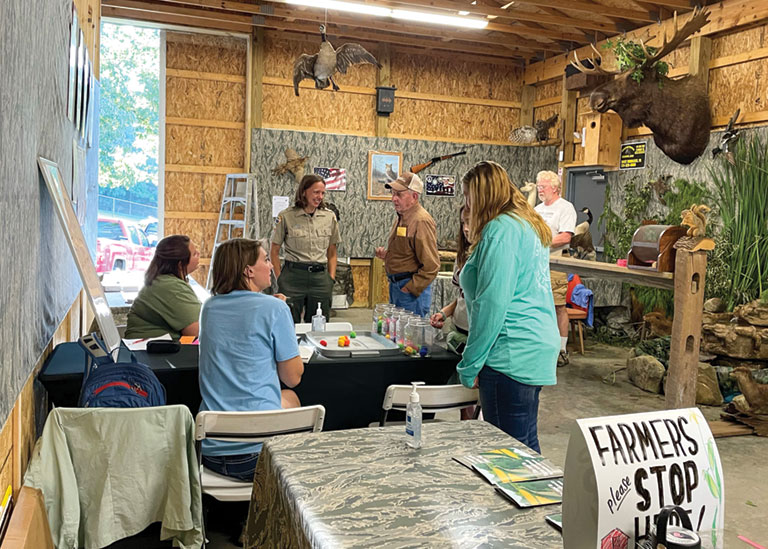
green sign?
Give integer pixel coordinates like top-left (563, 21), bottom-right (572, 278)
top-left (620, 141), bottom-right (646, 170)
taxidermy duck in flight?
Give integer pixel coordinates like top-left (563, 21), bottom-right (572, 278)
top-left (293, 25), bottom-right (381, 96)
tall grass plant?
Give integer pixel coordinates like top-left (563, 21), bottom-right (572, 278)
top-left (709, 135), bottom-right (768, 309)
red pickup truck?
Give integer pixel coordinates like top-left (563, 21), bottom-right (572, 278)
top-left (96, 216), bottom-right (154, 273)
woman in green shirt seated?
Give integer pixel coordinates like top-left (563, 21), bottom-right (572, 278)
top-left (125, 235), bottom-right (202, 339)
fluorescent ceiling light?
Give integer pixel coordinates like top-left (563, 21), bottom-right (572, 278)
top-left (286, 0), bottom-right (488, 29)
top-left (457, 10), bottom-right (470, 16)
top-left (392, 9), bottom-right (488, 28)
top-left (287, 0), bottom-right (390, 17)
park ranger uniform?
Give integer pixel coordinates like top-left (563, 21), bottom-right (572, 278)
top-left (272, 206), bottom-right (341, 323)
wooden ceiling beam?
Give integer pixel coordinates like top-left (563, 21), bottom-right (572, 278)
top-left (102, 5), bottom-right (252, 31)
top-left (260, 18), bottom-right (529, 60)
top-left (375, 0), bottom-right (656, 22)
top-left (155, 0), bottom-right (587, 42)
top-left (632, 0), bottom-right (691, 9)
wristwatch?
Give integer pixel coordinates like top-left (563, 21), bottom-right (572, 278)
top-left (438, 310), bottom-right (447, 321)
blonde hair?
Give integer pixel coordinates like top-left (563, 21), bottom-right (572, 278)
top-left (463, 161), bottom-right (552, 250)
top-left (536, 170), bottom-right (561, 190)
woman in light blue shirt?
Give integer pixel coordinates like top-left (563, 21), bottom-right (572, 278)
top-left (457, 161), bottom-right (559, 452)
top-left (199, 238), bottom-right (304, 481)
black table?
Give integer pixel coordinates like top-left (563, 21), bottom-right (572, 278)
top-left (38, 342), bottom-right (459, 431)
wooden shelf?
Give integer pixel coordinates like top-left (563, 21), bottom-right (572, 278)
top-left (550, 256), bottom-right (674, 290)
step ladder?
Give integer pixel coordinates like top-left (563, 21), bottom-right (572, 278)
top-left (206, 173), bottom-right (259, 289)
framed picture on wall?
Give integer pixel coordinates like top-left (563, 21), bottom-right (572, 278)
top-left (74, 28), bottom-right (85, 132)
top-left (67, 6), bottom-right (78, 123)
top-left (424, 174), bottom-right (456, 197)
top-left (367, 150), bottom-right (402, 200)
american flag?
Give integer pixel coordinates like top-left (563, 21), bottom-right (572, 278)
top-left (314, 167), bottom-right (347, 191)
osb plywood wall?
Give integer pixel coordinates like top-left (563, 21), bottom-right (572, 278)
top-left (541, 22), bottom-right (768, 164)
top-left (261, 32), bottom-right (523, 144)
top-left (163, 31), bottom-right (249, 285)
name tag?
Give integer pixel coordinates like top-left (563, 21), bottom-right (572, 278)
top-left (397, 226), bottom-right (407, 237)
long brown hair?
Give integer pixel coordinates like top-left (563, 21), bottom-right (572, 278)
top-left (211, 238), bottom-right (262, 296)
top-left (456, 206), bottom-right (471, 268)
top-left (294, 174), bottom-right (326, 209)
top-left (462, 161), bottom-right (552, 250)
top-left (144, 235), bottom-right (191, 286)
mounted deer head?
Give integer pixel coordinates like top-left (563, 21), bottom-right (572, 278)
top-left (571, 7), bottom-right (711, 165)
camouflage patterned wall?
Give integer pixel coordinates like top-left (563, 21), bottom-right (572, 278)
top-left (251, 128), bottom-right (558, 258)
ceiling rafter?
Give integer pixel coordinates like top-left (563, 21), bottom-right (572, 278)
top-left (156, 0), bottom-right (589, 42)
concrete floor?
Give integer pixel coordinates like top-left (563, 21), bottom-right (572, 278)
top-left (117, 306), bottom-right (768, 547)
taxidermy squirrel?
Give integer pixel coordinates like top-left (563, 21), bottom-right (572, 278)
top-left (730, 367), bottom-right (768, 415)
top-left (680, 204), bottom-right (710, 237)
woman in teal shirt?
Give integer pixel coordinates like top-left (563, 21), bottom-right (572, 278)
top-left (457, 161), bottom-right (559, 452)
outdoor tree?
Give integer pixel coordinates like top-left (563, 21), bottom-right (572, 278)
top-left (99, 23), bottom-right (159, 209)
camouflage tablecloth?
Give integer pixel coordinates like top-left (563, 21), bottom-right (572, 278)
top-left (245, 420), bottom-right (563, 548)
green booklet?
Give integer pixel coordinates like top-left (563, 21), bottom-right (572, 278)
top-left (455, 448), bottom-right (564, 508)
top-left (495, 478), bottom-right (563, 508)
top-left (545, 513), bottom-right (563, 531)
top-left (455, 447), bottom-right (563, 484)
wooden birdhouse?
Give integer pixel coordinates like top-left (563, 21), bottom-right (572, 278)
top-left (582, 112), bottom-right (621, 167)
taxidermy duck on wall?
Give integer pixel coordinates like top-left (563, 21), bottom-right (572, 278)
top-left (293, 25), bottom-right (381, 96)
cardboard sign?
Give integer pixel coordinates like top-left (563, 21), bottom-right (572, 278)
top-left (563, 408), bottom-right (724, 549)
top-left (620, 141), bottom-right (646, 170)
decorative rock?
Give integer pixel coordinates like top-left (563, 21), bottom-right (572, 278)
top-left (702, 322), bottom-right (768, 360)
top-left (349, 331), bottom-right (356, 338)
top-left (696, 362), bottom-right (723, 406)
top-left (703, 297), bottom-right (725, 313)
top-left (734, 300), bottom-right (768, 327)
top-left (732, 394), bottom-right (751, 414)
top-left (419, 346), bottom-right (428, 357)
top-left (627, 355), bottom-right (666, 394)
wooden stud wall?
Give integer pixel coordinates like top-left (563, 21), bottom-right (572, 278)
top-left (260, 32), bottom-right (523, 145)
top-left (525, 1), bottom-right (768, 164)
top-left (163, 31), bottom-right (249, 285)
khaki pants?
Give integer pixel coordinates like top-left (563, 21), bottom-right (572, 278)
top-left (551, 271), bottom-right (568, 306)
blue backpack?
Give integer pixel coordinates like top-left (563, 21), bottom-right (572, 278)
top-left (78, 334), bottom-right (166, 408)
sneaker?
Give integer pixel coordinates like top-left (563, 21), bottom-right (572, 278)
top-left (557, 350), bottom-right (570, 367)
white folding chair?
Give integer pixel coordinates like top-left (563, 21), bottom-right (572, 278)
top-left (194, 406), bottom-right (325, 502)
top-left (378, 384), bottom-right (480, 426)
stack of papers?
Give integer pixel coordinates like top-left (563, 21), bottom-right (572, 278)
top-left (455, 447), bottom-right (564, 508)
top-left (122, 333), bottom-right (172, 351)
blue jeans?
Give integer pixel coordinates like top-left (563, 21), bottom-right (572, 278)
top-left (389, 276), bottom-right (432, 317)
top-left (202, 453), bottom-right (259, 482)
top-left (478, 367), bottom-right (542, 453)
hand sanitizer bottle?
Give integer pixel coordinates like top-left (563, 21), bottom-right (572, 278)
top-left (311, 302), bottom-right (326, 332)
top-left (405, 381), bottom-right (425, 449)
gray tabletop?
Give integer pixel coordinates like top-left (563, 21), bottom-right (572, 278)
top-left (245, 420), bottom-right (563, 548)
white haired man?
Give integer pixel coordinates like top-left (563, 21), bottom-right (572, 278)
top-left (534, 170), bottom-right (577, 367)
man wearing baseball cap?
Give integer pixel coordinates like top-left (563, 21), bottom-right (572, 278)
top-left (374, 171), bottom-right (440, 316)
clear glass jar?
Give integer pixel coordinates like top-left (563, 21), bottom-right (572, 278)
top-left (395, 312), bottom-right (411, 348)
top-left (372, 304), bottom-right (387, 335)
top-left (381, 304), bottom-right (397, 339)
top-left (388, 307), bottom-right (404, 341)
top-left (413, 318), bottom-right (435, 357)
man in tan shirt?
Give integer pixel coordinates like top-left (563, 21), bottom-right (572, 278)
top-left (375, 172), bottom-right (439, 316)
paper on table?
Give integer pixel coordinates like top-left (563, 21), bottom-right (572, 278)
top-left (299, 345), bottom-right (314, 363)
top-left (272, 196), bottom-right (290, 218)
top-left (123, 333), bottom-right (172, 351)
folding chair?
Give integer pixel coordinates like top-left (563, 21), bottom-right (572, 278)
top-left (194, 406), bottom-right (325, 502)
top-left (378, 384), bottom-right (480, 426)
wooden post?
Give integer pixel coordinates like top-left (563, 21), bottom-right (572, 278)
top-left (559, 74), bottom-right (577, 167)
top-left (665, 249), bottom-right (708, 408)
top-left (375, 43), bottom-right (391, 138)
top-left (689, 36), bottom-right (712, 88)
top-left (519, 85), bottom-right (535, 127)
top-left (250, 28), bottom-right (265, 131)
